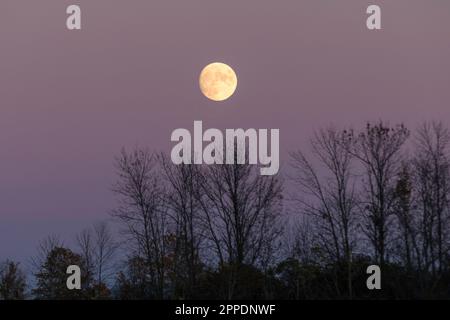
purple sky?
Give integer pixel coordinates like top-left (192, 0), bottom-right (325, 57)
top-left (1, 0), bottom-right (450, 263)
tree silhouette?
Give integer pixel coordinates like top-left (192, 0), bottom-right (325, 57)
top-left (33, 247), bottom-right (90, 300)
top-left (0, 260), bottom-right (26, 300)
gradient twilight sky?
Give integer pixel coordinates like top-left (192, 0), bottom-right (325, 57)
top-left (0, 0), bottom-right (449, 263)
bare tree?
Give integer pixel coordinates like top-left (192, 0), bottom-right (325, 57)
top-left (112, 148), bottom-right (169, 299)
top-left (197, 158), bottom-right (283, 299)
top-left (159, 154), bottom-right (204, 299)
top-left (349, 122), bottom-right (409, 266)
top-left (93, 222), bottom-right (118, 285)
top-left (76, 229), bottom-right (94, 284)
top-left (392, 163), bottom-right (418, 271)
top-left (77, 222), bottom-right (118, 287)
top-left (290, 127), bottom-right (358, 298)
top-left (413, 122), bottom-right (450, 275)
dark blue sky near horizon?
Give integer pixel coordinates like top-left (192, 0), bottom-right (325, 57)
top-left (0, 0), bottom-right (450, 265)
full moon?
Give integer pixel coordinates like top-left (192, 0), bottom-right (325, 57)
top-left (199, 62), bottom-right (237, 102)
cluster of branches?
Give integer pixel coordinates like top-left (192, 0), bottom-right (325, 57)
top-left (111, 149), bottom-right (283, 299)
top-left (288, 121), bottom-right (450, 299)
top-left (2, 120), bottom-right (450, 300)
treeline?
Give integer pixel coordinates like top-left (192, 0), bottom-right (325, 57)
top-left (1, 121), bottom-right (450, 300)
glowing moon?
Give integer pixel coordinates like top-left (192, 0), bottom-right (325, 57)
top-left (199, 62), bottom-right (237, 101)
